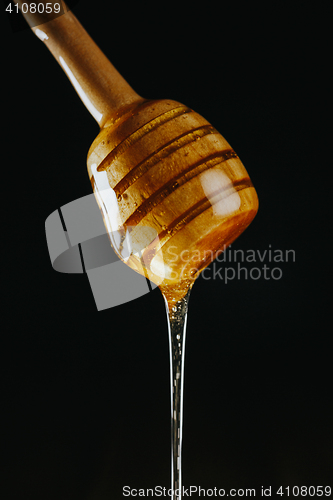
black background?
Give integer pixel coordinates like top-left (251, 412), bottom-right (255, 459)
top-left (1, 1), bottom-right (331, 499)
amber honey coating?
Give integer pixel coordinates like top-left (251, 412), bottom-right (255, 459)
top-left (87, 99), bottom-right (258, 299)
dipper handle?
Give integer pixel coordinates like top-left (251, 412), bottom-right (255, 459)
top-left (14, 0), bottom-right (142, 127)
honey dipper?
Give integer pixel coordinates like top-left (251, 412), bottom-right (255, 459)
top-left (15, 1), bottom-right (258, 301)
top-left (15, 5), bottom-right (260, 498)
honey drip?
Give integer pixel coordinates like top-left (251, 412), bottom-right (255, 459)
top-left (88, 95), bottom-right (258, 500)
top-left (163, 287), bottom-right (192, 500)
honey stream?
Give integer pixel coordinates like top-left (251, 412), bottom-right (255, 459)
top-left (161, 285), bottom-right (192, 500)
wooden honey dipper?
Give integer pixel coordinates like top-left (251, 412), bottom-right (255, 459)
top-left (16, 1), bottom-right (258, 302)
top-left (15, 5), bottom-right (259, 498)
